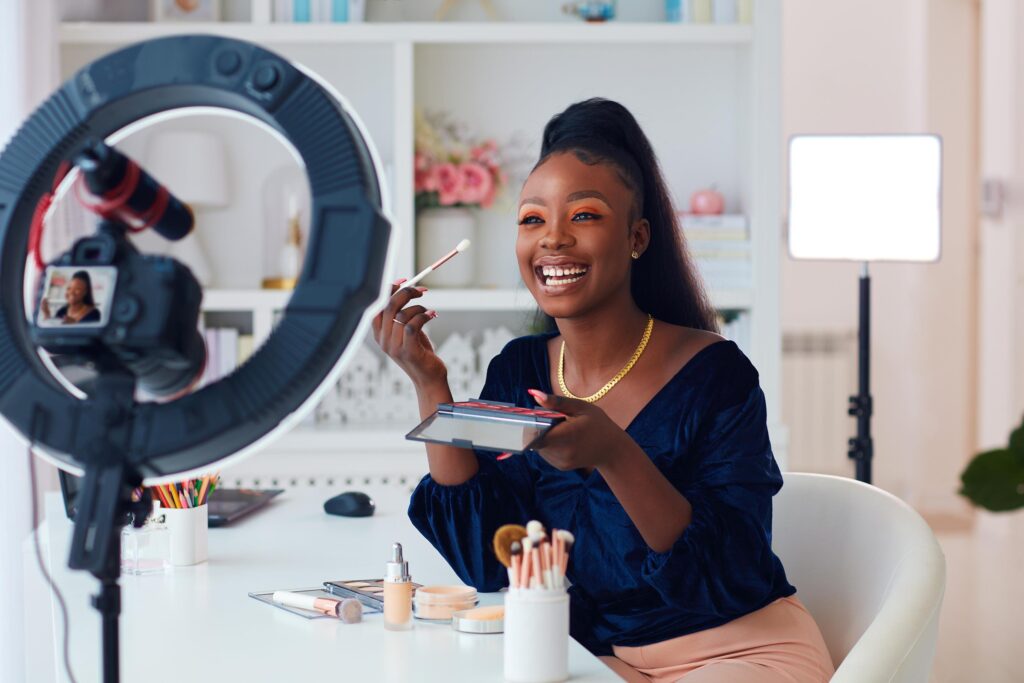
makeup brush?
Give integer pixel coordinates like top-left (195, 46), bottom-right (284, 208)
top-left (492, 524), bottom-right (529, 568)
top-left (528, 532), bottom-right (544, 589)
top-left (540, 537), bottom-right (553, 589)
top-left (339, 598), bottom-right (363, 624)
top-left (509, 541), bottom-right (523, 589)
top-left (526, 520), bottom-right (545, 537)
top-left (398, 239), bottom-right (471, 291)
top-left (556, 529), bottom-right (575, 576)
top-left (521, 536), bottom-right (534, 588)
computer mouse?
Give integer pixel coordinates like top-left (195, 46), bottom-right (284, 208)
top-left (324, 491), bottom-right (375, 518)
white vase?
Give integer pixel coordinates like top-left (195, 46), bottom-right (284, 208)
top-left (416, 207), bottom-right (476, 287)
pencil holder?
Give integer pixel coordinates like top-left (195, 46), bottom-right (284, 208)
top-left (503, 590), bottom-right (569, 683)
top-left (164, 504), bottom-right (208, 566)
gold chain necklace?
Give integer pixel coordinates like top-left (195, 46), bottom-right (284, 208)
top-left (558, 314), bottom-right (654, 403)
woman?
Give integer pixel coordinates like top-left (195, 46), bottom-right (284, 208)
top-left (373, 98), bottom-right (833, 682)
top-left (55, 271), bottom-right (101, 324)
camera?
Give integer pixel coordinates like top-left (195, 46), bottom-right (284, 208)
top-left (31, 141), bottom-right (206, 397)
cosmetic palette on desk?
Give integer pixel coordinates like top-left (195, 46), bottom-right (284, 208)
top-left (323, 578), bottom-right (423, 612)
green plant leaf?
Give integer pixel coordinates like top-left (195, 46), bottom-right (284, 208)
top-left (959, 448), bottom-right (1024, 512)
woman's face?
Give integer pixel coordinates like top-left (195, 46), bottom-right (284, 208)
top-left (516, 152), bottom-right (648, 319)
top-left (65, 278), bottom-right (88, 306)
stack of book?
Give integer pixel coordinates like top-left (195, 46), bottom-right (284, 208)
top-left (272, 0), bottom-right (362, 22)
top-left (681, 213), bottom-right (751, 291)
top-left (198, 328), bottom-right (255, 387)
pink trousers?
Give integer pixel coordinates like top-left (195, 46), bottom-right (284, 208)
top-left (599, 596), bottom-right (835, 683)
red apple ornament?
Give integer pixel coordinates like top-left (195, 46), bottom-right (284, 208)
top-left (690, 186), bottom-right (725, 215)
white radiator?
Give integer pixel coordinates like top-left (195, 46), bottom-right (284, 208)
top-left (782, 332), bottom-right (858, 476)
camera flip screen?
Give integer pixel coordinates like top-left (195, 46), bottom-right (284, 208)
top-left (37, 266), bottom-right (116, 328)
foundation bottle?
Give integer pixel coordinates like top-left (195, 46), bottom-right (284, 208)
top-left (383, 542), bottom-right (413, 630)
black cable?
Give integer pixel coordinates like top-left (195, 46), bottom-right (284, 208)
top-left (28, 443), bottom-right (78, 683)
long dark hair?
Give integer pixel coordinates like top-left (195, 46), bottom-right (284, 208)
top-left (71, 270), bottom-right (96, 307)
top-left (532, 98), bottom-right (718, 333)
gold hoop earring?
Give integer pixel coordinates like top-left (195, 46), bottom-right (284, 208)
top-left (631, 250), bottom-right (640, 260)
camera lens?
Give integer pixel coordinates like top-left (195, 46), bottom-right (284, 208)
top-left (122, 328), bottom-right (205, 397)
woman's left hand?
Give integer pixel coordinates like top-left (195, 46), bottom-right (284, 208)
top-left (525, 389), bottom-right (631, 471)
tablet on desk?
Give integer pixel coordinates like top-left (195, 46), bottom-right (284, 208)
top-left (207, 488), bottom-right (283, 527)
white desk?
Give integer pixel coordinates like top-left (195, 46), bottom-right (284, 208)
top-left (35, 489), bottom-right (618, 682)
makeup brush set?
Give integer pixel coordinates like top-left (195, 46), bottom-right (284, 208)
top-left (494, 520), bottom-right (574, 682)
top-left (493, 521), bottom-right (574, 592)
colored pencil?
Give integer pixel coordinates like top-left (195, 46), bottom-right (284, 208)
top-left (197, 475), bottom-right (211, 506)
top-left (166, 484), bottom-right (181, 509)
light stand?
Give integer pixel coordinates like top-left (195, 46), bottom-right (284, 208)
top-left (64, 365), bottom-right (148, 683)
top-left (788, 134), bottom-right (942, 485)
top-left (848, 263), bottom-right (872, 483)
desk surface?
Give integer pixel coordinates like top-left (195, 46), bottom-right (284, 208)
top-left (40, 488), bottom-right (618, 682)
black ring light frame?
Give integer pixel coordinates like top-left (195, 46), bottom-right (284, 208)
top-left (0, 35), bottom-right (393, 683)
top-left (0, 35), bottom-right (392, 480)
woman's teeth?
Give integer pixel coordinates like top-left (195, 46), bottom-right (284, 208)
top-left (540, 265), bottom-right (588, 286)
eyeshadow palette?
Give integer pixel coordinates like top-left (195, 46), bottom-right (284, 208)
top-left (323, 579), bottom-right (423, 611)
top-left (406, 400), bottom-right (566, 455)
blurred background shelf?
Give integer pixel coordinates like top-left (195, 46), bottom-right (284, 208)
top-left (59, 21), bottom-right (753, 46)
top-left (199, 287), bottom-right (755, 314)
top-left (55, 1), bottom-right (781, 464)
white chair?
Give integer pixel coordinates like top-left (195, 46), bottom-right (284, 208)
top-left (772, 473), bottom-right (946, 682)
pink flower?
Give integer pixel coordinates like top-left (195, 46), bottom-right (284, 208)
top-left (415, 168), bottom-right (436, 194)
top-left (435, 163), bottom-right (463, 206)
top-left (457, 162), bottom-right (494, 206)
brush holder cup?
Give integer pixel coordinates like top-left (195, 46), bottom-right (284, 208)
top-left (503, 590), bottom-right (569, 683)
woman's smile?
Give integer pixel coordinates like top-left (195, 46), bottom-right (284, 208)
top-left (534, 257), bottom-right (591, 294)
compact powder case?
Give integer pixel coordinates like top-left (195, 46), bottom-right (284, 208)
top-left (451, 605), bottom-right (505, 634)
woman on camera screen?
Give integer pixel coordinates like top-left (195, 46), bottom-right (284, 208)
top-left (55, 271), bottom-right (101, 324)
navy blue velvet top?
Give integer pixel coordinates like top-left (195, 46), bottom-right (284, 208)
top-left (408, 333), bottom-right (796, 655)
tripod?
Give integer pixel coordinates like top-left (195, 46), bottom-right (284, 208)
top-left (65, 368), bottom-right (150, 683)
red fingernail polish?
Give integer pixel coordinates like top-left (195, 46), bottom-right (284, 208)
top-left (394, 277), bottom-right (407, 286)
top-left (528, 389), bottom-right (546, 401)
top-left (415, 286), bottom-right (429, 293)
top-left (427, 310), bottom-right (438, 319)
top-left (496, 452), bottom-right (513, 461)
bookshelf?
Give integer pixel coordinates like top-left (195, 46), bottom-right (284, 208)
top-left (56, 2), bottom-right (785, 473)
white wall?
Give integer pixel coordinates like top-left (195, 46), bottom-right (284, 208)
top-left (1, 2), bottom-right (60, 680)
top-left (781, 0), bottom-right (979, 517)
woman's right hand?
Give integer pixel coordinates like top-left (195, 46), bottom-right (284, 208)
top-left (371, 279), bottom-right (447, 388)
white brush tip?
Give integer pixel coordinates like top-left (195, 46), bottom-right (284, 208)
top-left (557, 529), bottom-right (575, 545)
top-left (455, 238), bottom-right (471, 252)
top-left (526, 520), bottom-right (544, 536)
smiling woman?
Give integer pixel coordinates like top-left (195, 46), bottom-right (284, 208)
top-left (375, 99), bottom-right (833, 683)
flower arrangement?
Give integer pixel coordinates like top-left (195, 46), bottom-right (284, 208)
top-left (414, 109), bottom-right (507, 211)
